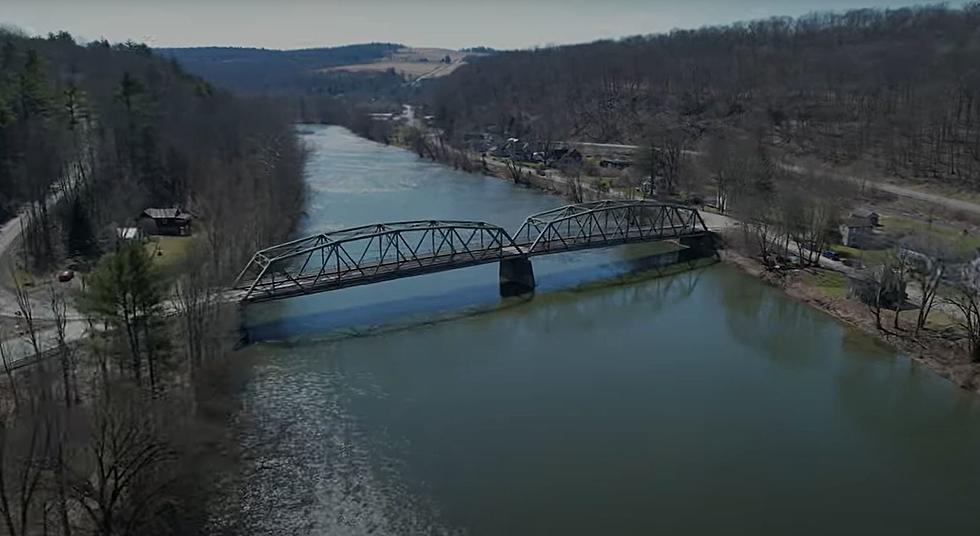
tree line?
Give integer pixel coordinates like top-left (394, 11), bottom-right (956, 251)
top-left (0, 28), bottom-right (309, 534)
top-left (158, 43), bottom-right (402, 93)
top-left (0, 29), bottom-right (306, 275)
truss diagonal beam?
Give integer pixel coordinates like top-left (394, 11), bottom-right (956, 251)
top-left (234, 202), bottom-right (710, 302)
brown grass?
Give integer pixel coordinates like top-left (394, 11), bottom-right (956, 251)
top-left (320, 47), bottom-right (485, 80)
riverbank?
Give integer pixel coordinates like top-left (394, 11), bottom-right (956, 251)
top-left (236, 125), bottom-right (980, 534)
top-left (388, 134), bottom-right (980, 395)
top-left (722, 248), bottom-right (980, 394)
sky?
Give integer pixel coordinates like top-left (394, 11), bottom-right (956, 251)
top-left (3, 0), bottom-right (958, 50)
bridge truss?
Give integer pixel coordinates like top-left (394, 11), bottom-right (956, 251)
top-left (233, 220), bottom-right (521, 302)
top-left (233, 200), bottom-right (711, 303)
top-left (515, 200), bottom-right (708, 254)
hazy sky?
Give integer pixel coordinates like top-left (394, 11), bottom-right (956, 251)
top-left (4, 0), bottom-right (956, 50)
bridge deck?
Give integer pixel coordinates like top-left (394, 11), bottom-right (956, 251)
top-left (239, 246), bottom-right (524, 302)
top-left (237, 230), bottom-right (708, 303)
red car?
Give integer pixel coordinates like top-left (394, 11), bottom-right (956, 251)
top-left (57, 270), bottom-right (74, 283)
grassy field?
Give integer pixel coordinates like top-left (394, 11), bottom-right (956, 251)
top-left (322, 47), bottom-right (485, 80)
top-left (801, 267), bottom-right (962, 331)
top-left (829, 213), bottom-right (980, 265)
top-left (145, 236), bottom-right (194, 276)
top-left (803, 269), bottom-right (849, 298)
top-left (879, 214), bottom-right (980, 254)
top-left (829, 243), bottom-right (893, 266)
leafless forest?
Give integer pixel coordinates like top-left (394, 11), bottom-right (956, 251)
top-left (431, 4), bottom-right (980, 188)
top-left (4, 3), bottom-right (980, 534)
top-left (0, 30), bottom-right (306, 535)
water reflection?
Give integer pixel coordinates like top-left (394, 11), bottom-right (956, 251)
top-left (223, 126), bottom-right (980, 536)
top-left (716, 268), bottom-right (829, 370)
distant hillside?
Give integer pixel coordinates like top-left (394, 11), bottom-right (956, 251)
top-left (324, 47), bottom-right (489, 82)
top-left (157, 43), bottom-right (402, 92)
top-left (429, 4), bottom-right (980, 190)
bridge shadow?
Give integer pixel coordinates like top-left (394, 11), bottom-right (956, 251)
top-left (242, 249), bottom-right (716, 344)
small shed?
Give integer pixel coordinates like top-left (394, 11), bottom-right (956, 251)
top-left (115, 227), bottom-right (144, 241)
top-left (139, 208), bottom-right (192, 236)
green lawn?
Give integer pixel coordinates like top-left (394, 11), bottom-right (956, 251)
top-left (145, 236), bottom-right (195, 276)
top-left (879, 214), bottom-right (980, 255)
top-left (829, 244), bottom-right (892, 266)
top-left (804, 269), bottom-right (849, 298)
top-left (924, 309), bottom-right (960, 330)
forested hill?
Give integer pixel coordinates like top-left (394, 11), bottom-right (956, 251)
top-left (0, 30), bottom-right (306, 274)
top-left (430, 4), bottom-right (980, 189)
top-left (158, 43), bottom-right (402, 92)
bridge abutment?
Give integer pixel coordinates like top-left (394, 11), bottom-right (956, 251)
top-left (499, 257), bottom-right (536, 296)
top-left (678, 232), bottom-right (719, 262)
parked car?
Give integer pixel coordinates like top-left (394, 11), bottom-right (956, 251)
top-left (822, 250), bottom-right (841, 261)
top-left (57, 270), bottom-right (75, 283)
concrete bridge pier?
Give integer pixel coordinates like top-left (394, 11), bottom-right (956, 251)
top-left (499, 257), bottom-right (536, 296)
top-left (678, 232), bottom-right (720, 262)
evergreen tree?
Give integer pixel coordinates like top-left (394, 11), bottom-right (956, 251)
top-left (77, 240), bottom-right (164, 389)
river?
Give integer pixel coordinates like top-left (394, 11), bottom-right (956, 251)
top-left (215, 126), bottom-right (980, 535)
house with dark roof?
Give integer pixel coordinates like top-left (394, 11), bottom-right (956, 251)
top-left (139, 208), bottom-right (193, 236)
top-left (839, 212), bottom-right (881, 249)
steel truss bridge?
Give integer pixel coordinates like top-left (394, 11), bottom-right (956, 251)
top-left (232, 200), bottom-right (714, 303)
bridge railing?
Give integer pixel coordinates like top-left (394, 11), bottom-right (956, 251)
top-left (233, 220), bottom-right (521, 301)
top-left (514, 200), bottom-right (708, 254)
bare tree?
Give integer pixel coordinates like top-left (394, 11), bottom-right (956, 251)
top-left (783, 174), bottom-right (852, 267)
top-left (899, 236), bottom-right (950, 337)
top-left (10, 271), bottom-right (54, 405)
top-left (946, 259), bottom-right (980, 362)
top-left (0, 411), bottom-right (50, 536)
top-left (70, 389), bottom-right (178, 536)
top-left (505, 159), bottom-right (527, 185)
top-left (0, 329), bottom-right (19, 414)
top-left (48, 284), bottom-right (76, 408)
top-left (853, 257), bottom-right (904, 331)
top-left (635, 118), bottom-right (697, 195)
top-left (567, 176), bottom-right (585, 203)
top-left (891, 250), bottom-right (911, 330)
top-left (702, 134), bottom-right (752, 212)
top-left (11, 271), bottom-right (41, 360)
top-left (173, 252), bottom-right (228, 373)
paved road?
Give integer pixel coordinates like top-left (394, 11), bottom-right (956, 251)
top-left (561, 140), bottom-right (980, 217)
top-left (793, 165), bottom-right (980, 217)
top-left (1, 320), bottom-right (88, 368)
top-left (0, 186), bottom-right (88, 366)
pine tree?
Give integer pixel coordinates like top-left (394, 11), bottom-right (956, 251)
top-left (77, 241), bottom-right (165, 389)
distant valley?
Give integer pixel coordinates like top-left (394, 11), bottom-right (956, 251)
top-left (158, 43), bottom-right (490, 92)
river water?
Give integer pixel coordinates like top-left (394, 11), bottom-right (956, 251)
top-left (220, 126), bottom-right (980, 535)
